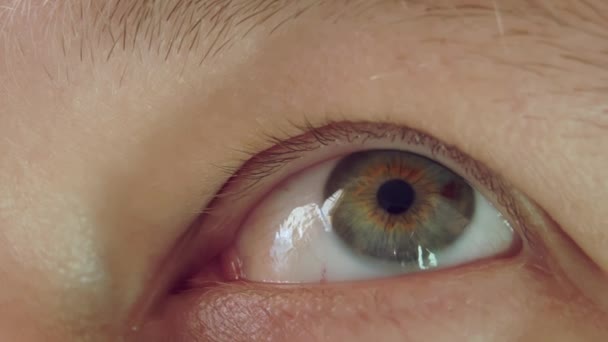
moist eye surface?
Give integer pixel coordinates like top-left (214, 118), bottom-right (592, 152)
top-left (197, 122), bottom-right (520, 283)
top-left (324, 150), bottom-right (474, 263)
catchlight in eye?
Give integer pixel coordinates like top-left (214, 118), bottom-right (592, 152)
top-left (325, 150), bottom-right (474, 263)
top-left (221, 149), bottom-right (517, 283)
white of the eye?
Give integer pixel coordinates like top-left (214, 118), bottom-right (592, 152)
top-left (233, 154), bottom-right (516, 284)
top-left (250, 188), bottom-right (514, 283)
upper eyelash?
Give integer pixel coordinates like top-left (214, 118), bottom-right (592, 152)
top-left (202, 119), bottom-right (543, 255)
top-left (216, 120), bottom-right (483, 191)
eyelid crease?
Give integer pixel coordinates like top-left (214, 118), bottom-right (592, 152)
top-left (207, 120), bottom-right (538, 248)
top-left (216, 120), bottom-right (485, 193)
top-left (129, 120), bottom-right (557, 334)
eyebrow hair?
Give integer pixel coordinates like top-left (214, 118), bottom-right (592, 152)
top-left (98, 0), bottom-right (301, 62)
top-left (36, 0), bottom-right (320, 65)
top-left (7, 0), bottom-right (605, 67)
top-left (2, 0), bottom-right (606, 107)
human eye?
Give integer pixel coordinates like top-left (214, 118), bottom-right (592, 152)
top-left (224, 140), bottom-right (518, 283)
top-left (130, 121), bottom-right (607, 341)
top-left (191, 122), bottom-right (526, 284)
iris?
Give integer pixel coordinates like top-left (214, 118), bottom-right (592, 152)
top-left (324, 150), bottom-right (474, 262)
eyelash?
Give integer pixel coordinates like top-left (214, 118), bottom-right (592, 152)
top-left (207, 120), bottom-right (534, 246)
top-left (128, 119), bottom-right (550, 332)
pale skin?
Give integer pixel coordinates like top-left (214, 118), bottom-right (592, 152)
top-left (0, 0), bottom-right (607, 341)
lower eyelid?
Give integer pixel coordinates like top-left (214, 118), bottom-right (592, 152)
top-left (137, 257), bottom-right (583, 342)
top-left (130, 121), bottom-right (608, 339)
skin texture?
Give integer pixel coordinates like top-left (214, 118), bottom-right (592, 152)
top-left (0, 0), bottom-right (607, 341)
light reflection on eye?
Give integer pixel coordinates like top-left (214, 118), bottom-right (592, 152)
top-left (222, 149), bottom-right (518, 283)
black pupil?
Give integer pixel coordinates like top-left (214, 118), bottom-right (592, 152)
top-left (376, 179), bottom-right (416, 215)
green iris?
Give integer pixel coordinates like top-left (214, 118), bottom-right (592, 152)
top-left (324, 150), bottom-right (474, 262)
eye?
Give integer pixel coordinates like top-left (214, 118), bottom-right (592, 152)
top-left (216, 124), bottom-right (521, 284)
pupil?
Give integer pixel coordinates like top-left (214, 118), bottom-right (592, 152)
top-left (376, 179), bottom-right (416, 215)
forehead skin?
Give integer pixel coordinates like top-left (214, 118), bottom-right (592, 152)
top-left (0, 0), bottom-right (607, 340)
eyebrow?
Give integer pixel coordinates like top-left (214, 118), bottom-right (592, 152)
top-left (48, 0), bottom-right (320, 64)
top-left (18, 0), bottom-right (606, 68)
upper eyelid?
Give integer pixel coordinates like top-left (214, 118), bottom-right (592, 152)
top-left (127, 120), bottom-right (555, 330)
top-left (221, 120), bottom-right (477, 190)
top-left (207, 120), bottom-right (536, 243)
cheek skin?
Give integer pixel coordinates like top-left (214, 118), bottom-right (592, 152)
top-left (135, 259), bottom-right (607, 342)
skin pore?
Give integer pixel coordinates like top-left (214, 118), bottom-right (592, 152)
top-left (0, 0), bottom-right (607, 341)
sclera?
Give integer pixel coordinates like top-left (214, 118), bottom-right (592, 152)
top-left (223, 152), bottom-right (516, 283)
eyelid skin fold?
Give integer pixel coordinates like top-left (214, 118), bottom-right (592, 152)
top-left (212, 121), bottom-right (540, 247)
top-left (129, 120), bottom-right (597, 337)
